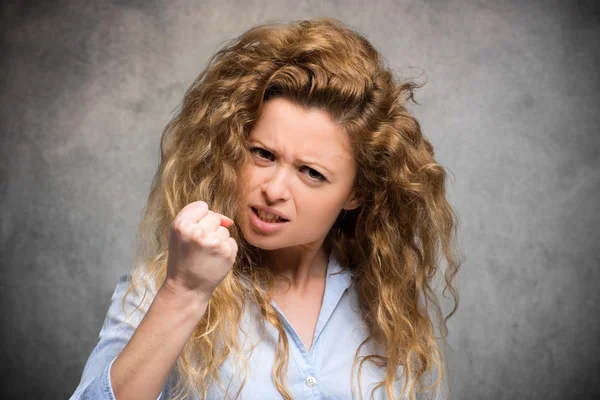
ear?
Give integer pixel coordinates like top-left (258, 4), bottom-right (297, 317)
top-left (342, 188), bottom-right (363, 211)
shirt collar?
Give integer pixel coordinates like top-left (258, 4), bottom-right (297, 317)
top-left (326, 246), bottom-right (353, 292)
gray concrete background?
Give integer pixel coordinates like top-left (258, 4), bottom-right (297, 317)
top-left (1, 1), bottom-right (598, 399)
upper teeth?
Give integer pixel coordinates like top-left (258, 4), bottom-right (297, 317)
top-left (256, 208), bottom-right (284, 222)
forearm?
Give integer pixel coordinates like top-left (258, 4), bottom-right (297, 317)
top-left (110, 284), bottom-right (209, 400)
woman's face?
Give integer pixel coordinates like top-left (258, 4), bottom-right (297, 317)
top-left (239, 97), bottom-right (361, 251)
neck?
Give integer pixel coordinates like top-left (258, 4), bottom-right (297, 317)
top-left (261, 239), bottom-right (332, 295)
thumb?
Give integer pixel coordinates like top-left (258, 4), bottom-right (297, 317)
top-left (218, 214), bottom-right (235, 227)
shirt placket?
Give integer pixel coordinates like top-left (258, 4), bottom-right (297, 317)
top-left (269, 249), bottom-right (352, 400)
top-left (271, 301), bottom-right (323, 400)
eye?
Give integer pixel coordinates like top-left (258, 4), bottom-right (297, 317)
top-left (250, 146), bottom-right (328, 183)
top-left (250, 146), bottom-right (274, 161)
top-left (302, 167), bottom-right (327, 182)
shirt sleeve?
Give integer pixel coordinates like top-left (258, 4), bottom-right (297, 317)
top-left (69, 273), bottom-right (171, 400)
top-left (414, 362), bottom-right (447, 400)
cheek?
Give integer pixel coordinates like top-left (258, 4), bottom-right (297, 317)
top-left (239, 164), bottom-right (260, 193)
top-left (299, 195), bottom-right (341, 222)
top-left (246, 170), bottom-right (264, 194)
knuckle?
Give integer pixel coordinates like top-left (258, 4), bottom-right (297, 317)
top-left (221, 243), bottom-right (232, 258)
top-left (202, 233), bottom-right (220, 248)
top-left (229, 238), bottom-right (238, 252)
top-left (194, 200), bottom-right (208, 210)
top-left (194, 228), bottom-right (206, 239)
top-left (172, 219), bottom-right (188, 235)
top-left (216, 226), bottom-right (230, 238)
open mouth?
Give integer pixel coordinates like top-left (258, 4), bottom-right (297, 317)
top-left (251, 207), bottom-right (289, 223)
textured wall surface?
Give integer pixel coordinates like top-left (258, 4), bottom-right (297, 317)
top-left (1, 1), bottom-right (599, 399)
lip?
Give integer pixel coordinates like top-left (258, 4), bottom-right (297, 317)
top-left (249, 206), bottom-right (289, 234)
top-left (251, 205), bottom-right (290, 221)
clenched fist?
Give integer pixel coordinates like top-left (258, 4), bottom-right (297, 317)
top-left (162, 201), bottom-right (238, 301)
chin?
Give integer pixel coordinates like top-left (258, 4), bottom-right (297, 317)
top-left (244, 235), bottom-right (282, 250)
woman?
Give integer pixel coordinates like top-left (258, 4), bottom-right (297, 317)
top-left (71, 17), bottom-right (461, 400)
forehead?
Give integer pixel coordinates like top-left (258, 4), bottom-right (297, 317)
top-left (248, 98), bottom-right (354, 165)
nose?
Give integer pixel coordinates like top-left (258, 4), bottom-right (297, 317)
top-left (262, 166), bottom-right (290, 203)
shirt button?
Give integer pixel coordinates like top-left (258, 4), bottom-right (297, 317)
top-left (305, 376), bottom-right (317, 388)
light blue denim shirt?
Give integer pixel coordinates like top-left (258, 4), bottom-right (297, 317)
top-left (70, 248), bottom-right (442, 399)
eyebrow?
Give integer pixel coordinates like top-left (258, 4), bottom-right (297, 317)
top-left (250, 139), bottom-right (334, 175)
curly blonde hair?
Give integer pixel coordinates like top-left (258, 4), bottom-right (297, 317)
top-left (123, 17), bottom-right (461, 400)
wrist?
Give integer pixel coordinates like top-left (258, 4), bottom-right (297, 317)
top-left (157, 279), bottom-right (212, 318)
